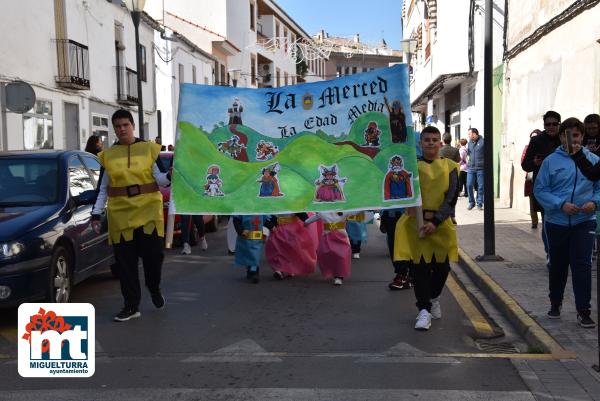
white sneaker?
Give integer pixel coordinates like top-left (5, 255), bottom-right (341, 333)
top-left (333, 277), bottom-right (343, 286)
top-left (199, 237), bottom-right (208, 251)
top-left (352, 253), bottom-right (360, 259)
top-left (414, 309), bottom-right (432, 331)
top-left (181, 243), bottom-right (191, 255)
top-left (430, 298), bottom-right (442, 319)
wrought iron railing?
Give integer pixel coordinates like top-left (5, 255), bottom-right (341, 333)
top-left (55, 39), bottom-right (90, 89)
top-left (116, 67), bottom-right (138, 104)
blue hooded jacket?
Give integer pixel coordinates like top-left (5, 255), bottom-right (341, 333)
top-left (534, 146), bottom-right (600, 226)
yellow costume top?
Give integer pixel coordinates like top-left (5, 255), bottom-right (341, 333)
top-left (393, 157), bottom-right (459, 263)
top-left (98, 141), bottom-right (164, 244)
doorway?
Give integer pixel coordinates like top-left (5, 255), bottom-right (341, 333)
top-left (64, 102), bottom-right (79, 150)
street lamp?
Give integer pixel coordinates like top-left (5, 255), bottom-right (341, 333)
top-left (229, 69), bottom-right (241, 88)
top-left (125, 0), bottom-right (146, 139)
top-left (400, 38), bottom-right (418, 78)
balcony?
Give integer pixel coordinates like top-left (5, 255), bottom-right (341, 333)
top-left (55, 39), bottom-right (90, 89)
top-left (116, 67), bottom-right (138, 105)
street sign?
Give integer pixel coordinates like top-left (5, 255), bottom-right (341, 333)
top-left (5, 81), bottom-right (36, 113)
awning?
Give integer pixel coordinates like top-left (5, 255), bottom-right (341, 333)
top-left (411, 72), bottom-right (470, 111)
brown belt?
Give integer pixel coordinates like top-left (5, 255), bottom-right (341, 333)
top-left (108, 182), bottom-right (159, 197)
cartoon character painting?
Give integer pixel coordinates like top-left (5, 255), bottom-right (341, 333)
top-left (257, 162), bottom-right (283, 197)
top-left (314, 164), bottom-right (347, 202)
top-left (217, 135), bottom-right (247, 159)
top-left (383, 155), bottom-right (412, 200)
top-left (384, 96), bottom-right (407, 143)
top-left (363, 121), bottom-right (381, 147)
top-left (255, 140), bottom-right (279, 161)
top-left (204, 165), bottom-right (224, 197)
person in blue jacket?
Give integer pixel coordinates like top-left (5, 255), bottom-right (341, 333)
top-left (534, 117), bottom-right (599, 328)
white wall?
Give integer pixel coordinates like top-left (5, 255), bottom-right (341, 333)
top-left (0, 0), bottom-right (159, 150)
top-left (501, 5), bottom-right (600, 212)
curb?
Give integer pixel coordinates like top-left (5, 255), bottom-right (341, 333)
top-left (457, 247), bottom-right (576, 358)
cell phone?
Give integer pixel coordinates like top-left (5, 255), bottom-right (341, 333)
top-left (565, 129), bottom-right (574, 154)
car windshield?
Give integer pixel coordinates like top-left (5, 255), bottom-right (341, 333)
top-left (0, 158), bottom-right (58, 206)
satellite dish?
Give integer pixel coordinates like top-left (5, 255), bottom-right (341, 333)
top-left (5, 81), bottom-right (36, 113)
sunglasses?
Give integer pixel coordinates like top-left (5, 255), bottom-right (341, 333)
top-left (544, 122), bottom-right (560, 127)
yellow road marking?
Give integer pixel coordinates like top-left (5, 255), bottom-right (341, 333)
top-left (446, 273), bottom-right (496, 337)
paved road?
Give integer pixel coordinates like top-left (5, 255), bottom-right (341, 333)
top-left (0, 224), bottom-right (535, 400)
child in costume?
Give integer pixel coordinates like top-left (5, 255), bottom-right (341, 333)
top-left (232, 215), bottom-right (273, 283)
top-left (305, 212), bottom-right (355, 286)
top-left (265, 213), bottom-right (316, 280)
top-left (346, 211), bottom-right (369, 259)
top-left (393, 126), bottom-right (459, 331)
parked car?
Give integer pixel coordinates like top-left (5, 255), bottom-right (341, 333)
top-left (0, 150), bottom-right (114, 306)
top-left (158, 152), bottom-right (218, 245)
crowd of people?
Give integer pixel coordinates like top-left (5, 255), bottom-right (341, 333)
top-left (521, 111), bottom-right (600, 329)
top-left (83, 108), bottom-right (597, 332)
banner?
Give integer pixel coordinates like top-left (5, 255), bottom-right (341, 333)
top-left (173, 64), bottom-right (420, 214)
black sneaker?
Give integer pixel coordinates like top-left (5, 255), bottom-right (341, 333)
top-left (114, 307), bottom-right (141, 322)
top-left (247, 267), bottom-right (260, 283)
top-left (273, 271), bottom-right (284, 280)
top-left (151, 291), bottom-right (165, 309)
top-left (389, 274), bottom-right (411, 290)
top-left (547, 303), bottom-right (561, 319)
top-left (577, 310), bottom-right (596, 328)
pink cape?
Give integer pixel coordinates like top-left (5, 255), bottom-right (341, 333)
top-left (305, 213), bottom-right (323, 253)
top-left (317, 230), bottom-right (351, 278)
top-left (265, 220), bottom-right (317, 275)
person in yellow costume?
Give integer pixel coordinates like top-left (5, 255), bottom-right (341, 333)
top-left (394, 126), bottom-right (459, 331)
top-left (91, 109), bottom-right (171, 322)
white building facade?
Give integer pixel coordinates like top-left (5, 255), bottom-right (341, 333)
top-left (0, 0), bottom-right (160, 151)
top-left (499, 1), bottom-right (600, 212)
top-left (403, 0), bottom-right (504, 140)
top-left (145, 0), bottom-right (325, 89)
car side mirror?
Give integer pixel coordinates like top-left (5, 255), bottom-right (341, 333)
top-left (74, 189), bottom-right (97, 206)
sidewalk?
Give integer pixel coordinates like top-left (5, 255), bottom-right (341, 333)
top-left (455, 196), bottom-right (600, 400)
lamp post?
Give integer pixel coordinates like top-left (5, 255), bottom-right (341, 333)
top-left (400, 39), bottom-right (418, 80)
top-left (229, 69), bottom-right (241, 88)
top-left (125, 0), bottom-right (146, 139)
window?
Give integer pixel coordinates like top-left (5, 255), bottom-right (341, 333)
top-left (250, 1), bottom-right (255, 31)
top-left (283, 27), bottom-right (288, 52)
top-left (276, 68), bottom-right (281, 87)
top-left (91, 113), bottom-right (109, 145)
top-left (362, 67), bottom-right (368, 73)
top-left (139, 44), bottom-right (147, 82)
top-left (344, 66), bottom-right (350, 75)
top-left (68, 156), bottom-right (94, 197)
top-left (336, 66), bottom-right (342, 77)
top-left (0, 158), bottom-right (58, 205)
top-left (192, 65), bottom-right (197, 84)
top-left (81, 155), bottom-right (101, 185)
top-left (352, 66), bottom-right (357, 75)
top-left (275, 21), bottom-right (280, 47)
top-left (178, 63), bottom-right (184, 84)
top-left (251, 54), bottom-right (257, 85)
top-left (284, 72), bottom-right (288, 86)
top-left (23, 100), bottom-right (53, 150)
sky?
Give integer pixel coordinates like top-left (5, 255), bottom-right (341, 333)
top-left (275, 0), bottom-right (404, 49)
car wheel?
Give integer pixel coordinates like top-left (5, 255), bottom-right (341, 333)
top-left (47, 245), bottom-right (72, 303)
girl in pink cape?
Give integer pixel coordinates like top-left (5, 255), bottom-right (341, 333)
top-left (266, 213), bottom-right (317, 280)
top-left (304, 211), bottom-right (356, 286)
top-left (314, 165), bottom-right (347, 202)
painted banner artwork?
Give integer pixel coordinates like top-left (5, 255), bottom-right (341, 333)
top-left (173, 64), bottom-right (420, 214)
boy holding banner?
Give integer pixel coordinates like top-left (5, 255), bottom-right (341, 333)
top-left (393, 126), bottom-right (460, 331)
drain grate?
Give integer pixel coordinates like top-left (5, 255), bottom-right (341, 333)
top-left (475, 340), bottom-right (520, 354)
